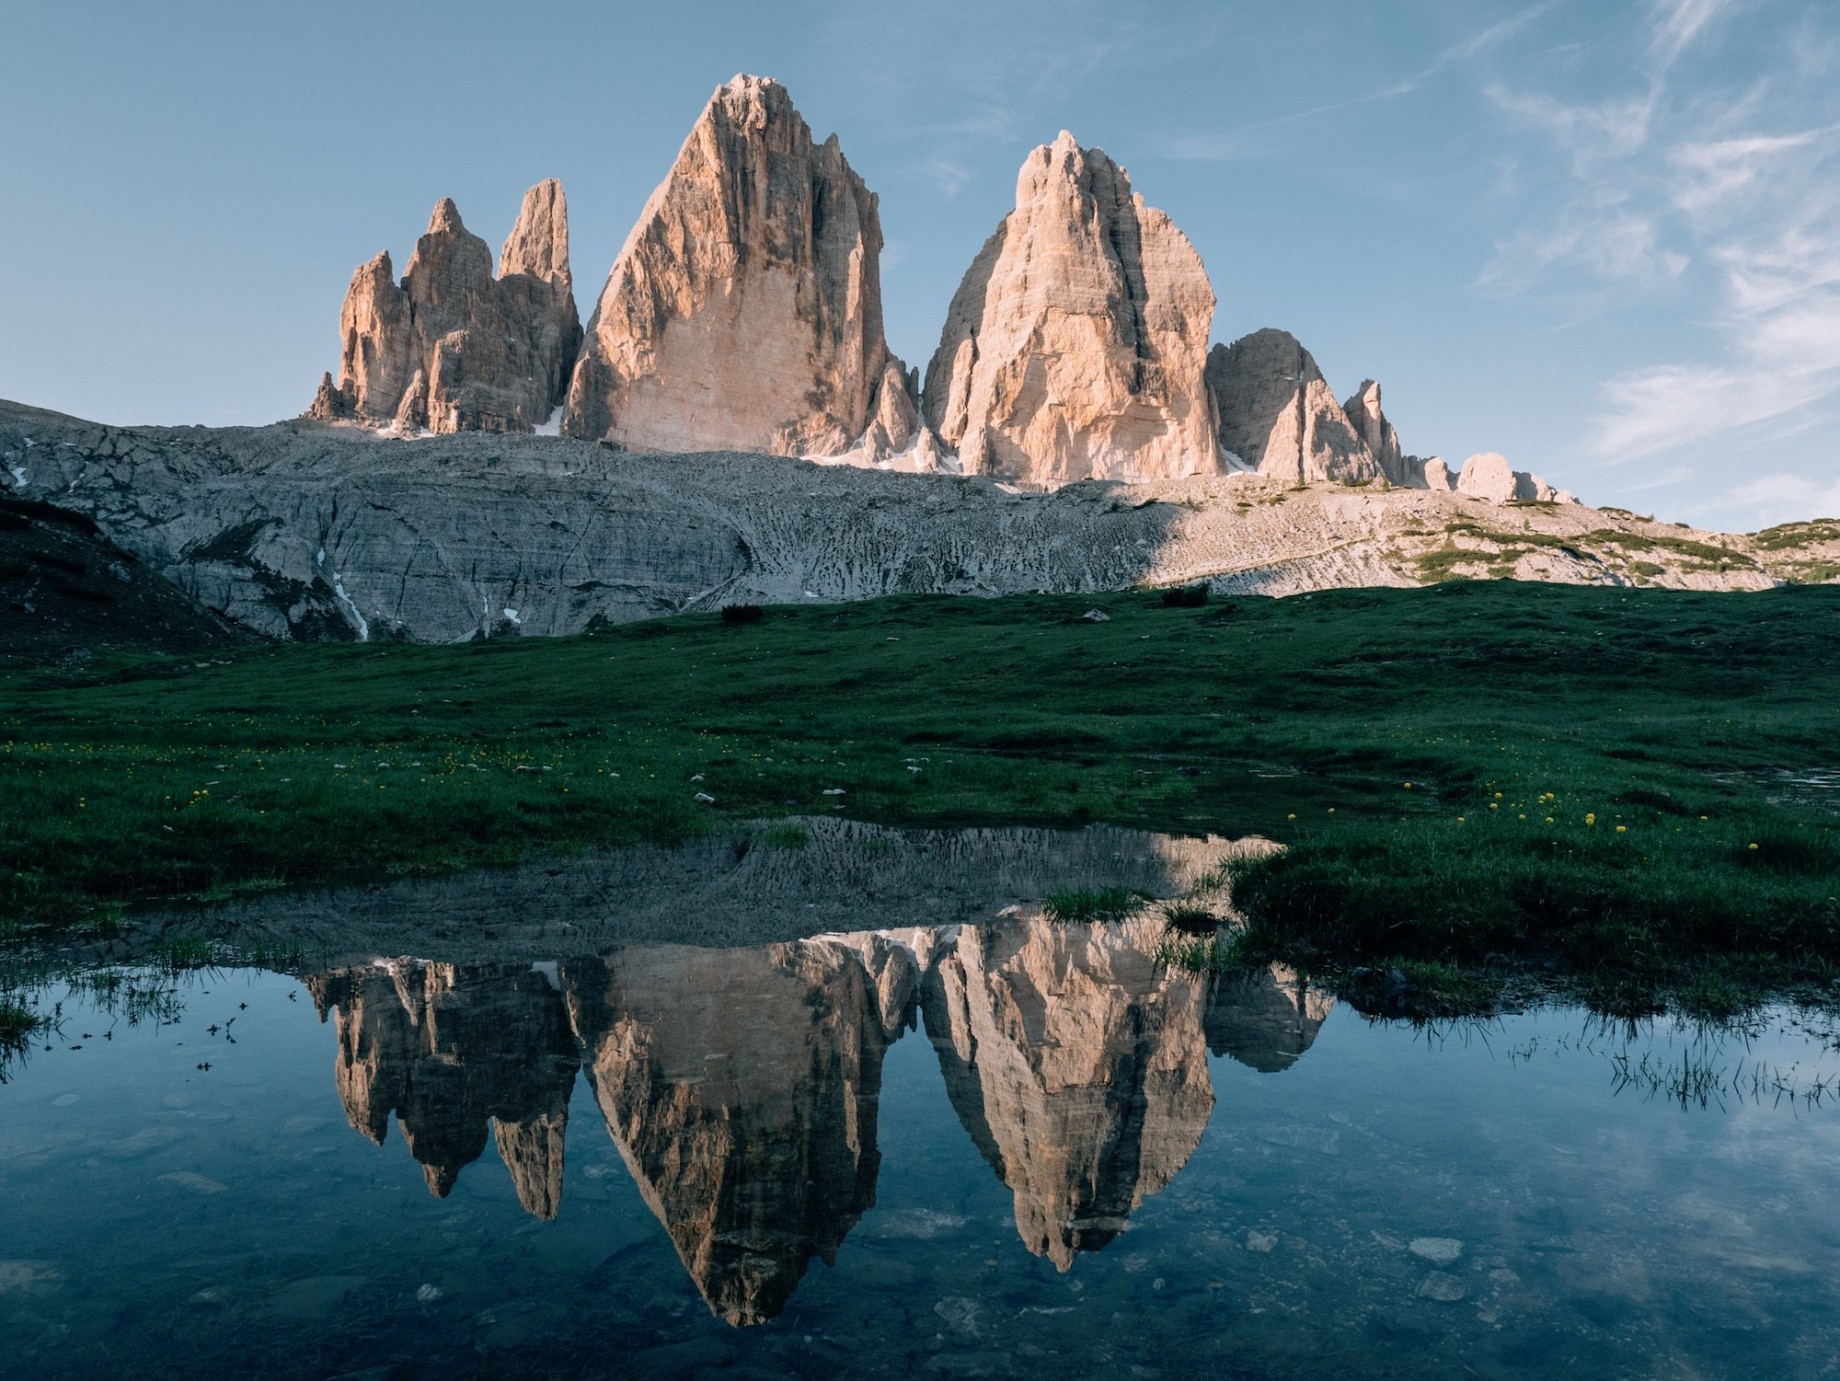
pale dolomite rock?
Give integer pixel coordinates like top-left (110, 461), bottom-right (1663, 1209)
top-left (9, 402), bottom-right (1782, 648)
top-left (1342, 379), bottom-right (1406, 484)
top-left (921, 131), bottom-right (1218, 483)
top-left (1206, 329), bottom-right (1382, 485)
top-left (1456, 452), bottom-right (1558, 503)
top-left (1457, 452), bottom-right (1518, 502)
top-left (563, 75), bottom-right (912, 458)
top-left (308, 182), bottom-right (581, 434)
top-left (1420, 457), bottom-right (1454, 492)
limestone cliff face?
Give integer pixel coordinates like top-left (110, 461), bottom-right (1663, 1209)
top-left (2, 402), bottom-right (1769, 646)
top-left (562, 75), bottom-right (912, 458)
top-left (922, 132), bottom-right (1217, 483)
top-left (1207, 328), bottom-right (1382, 485)
top-left (1342, 380), bottom-right (1405, 485)
top-left (920, 917), bottom-right (1214, 1269)
top-left (564, 938), bottom-right (917, 1326)
top-left (308, 960), bottom-right (579, 1217)
top-left (307, 181), bottom-right (581, 434)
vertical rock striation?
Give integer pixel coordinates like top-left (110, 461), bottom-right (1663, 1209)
top-left (307, 181), bottom-right (581, 434)
top-left (1342, 379), bottom-right (1405, 484)
top-left (563, 937), bottom-right (916, 1325)
top-left (308, 961), bottom-right (581, 1216)
top-left (1206, 328), bottom-right (1382, 485)
top-left (922, 132), bottom-right (1219, 482)
top-left (562, 75), bottom-right (914, 459)
top-left (919, 917), bottom-right (1214, 1269)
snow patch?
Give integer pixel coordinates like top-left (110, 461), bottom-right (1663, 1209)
top-left (6, 464), bottom-right (25, 489)
top-left (503, 607), bottom-right (521, 625)
top-left (330, 571), bottom-right (370, 641)
top-left (533, 407), bottom-right (563, 437)
top-left (529, 961), bottom-right (561, 991)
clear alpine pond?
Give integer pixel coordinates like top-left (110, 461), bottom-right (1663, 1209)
top-left (4, 827), bottom-right (1840, 1378)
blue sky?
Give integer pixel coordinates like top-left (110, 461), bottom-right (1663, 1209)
top-left (4, 0), bottom-right (1836, 527)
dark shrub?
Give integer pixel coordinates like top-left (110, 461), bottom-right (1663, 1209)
top-left (1161, 584), bottom-right (1209, 607)
top-left (720, 604), bottom-right (764, 625)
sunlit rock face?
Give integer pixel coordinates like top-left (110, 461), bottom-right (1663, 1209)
top-left (307, 961), bottom-right (579, 1216)
top-left (919, 917), bottom-right (1214, 1269)
top-left (1207, 328), bottom-right (1382, 485)
top-left (563, 937), bottom-right (917, 1325)
top-left (922, 131), bottom-right (1218, 483)
top-left (563, 75), bottom-right (913, 458)
top-left (307, 182), bottom-right (581, 434)
top-left (1204, 966), bottom-right (1333, 1073)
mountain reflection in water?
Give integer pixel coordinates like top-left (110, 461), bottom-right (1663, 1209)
top-left (307, 920), bottom-right (1329, 1325)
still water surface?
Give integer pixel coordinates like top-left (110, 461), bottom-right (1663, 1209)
top-left (3, 828), bottom-right (1840, 1379)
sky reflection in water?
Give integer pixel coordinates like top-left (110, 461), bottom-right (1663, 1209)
top-left (5, 821), bottom-right (1840, 1379)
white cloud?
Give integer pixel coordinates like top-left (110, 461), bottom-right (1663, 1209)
top-left (1482, 0), bottom-right (1840, 502)
top-left (1723, 470), bottom-right (1840, 524)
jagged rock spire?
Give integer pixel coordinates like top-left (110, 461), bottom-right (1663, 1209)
top-left (922, 131), bottom-right (1218, 483)
top-left (307, 181), bottom-right (581, 434)
top-left (562, 75), bottom-right (914, 457)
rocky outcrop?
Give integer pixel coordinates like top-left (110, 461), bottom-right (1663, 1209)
top-left (562, 76), bottom-right (912, 459)
top-left (922, 132), bottom-right (1217, 483)
top-left (1207, 328), bottom-right (1383, 485)
top-left (920, 917), bottom-right (1214, 1269)
top-left (1457, 452), bottom-right (1559, 503)
top-left (308, 960), bottom-right (580, 1216)
top-left (1, 402), bottom-right (1776, 646)
top-left (307, 181), bottom-right (581, 434)
top-left (1342, 380), bottom-right (1404, 484)
top-left (564, 938), bottom-right (915, 1325)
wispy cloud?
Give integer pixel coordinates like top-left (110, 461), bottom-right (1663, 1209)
top-left (1722, 470), bottom-right (1840, 524)
top-left (1482, 0), bottom-right (1840, 487)
top-left (1172, 0), bottom-right (1568, 161)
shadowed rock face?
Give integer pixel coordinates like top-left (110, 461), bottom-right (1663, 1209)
top-left (563, 937), bottom-right (917, 1325)
top-left (920, 917), bottom-right (1214, 1269)
top-left (308, 961), bottom-right (579, 1216)
top-left (1207, 328), bottom-right (1382, 485)
top-left (923, 132), bottom-right (1218, 483)
top-left (563, 75), bottom-right (913, 459)
top-left (308, 182), bottom-right (581, 435)
top-left (1204, 966), bottom-right (1332, 1073)
top-left (1342, 380), bottom-right (1405, 486)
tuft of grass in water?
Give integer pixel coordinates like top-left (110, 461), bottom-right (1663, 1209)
top-left (1335, 959), bottom-right (1499, 1021)
top-left (1044, 887), bottom-right (1147, 924)
top-left (760, 823), bottom-right (810, 849)
top-left (1162, 903), bottom-right (1223, 934)
top-left (1156, 931), bottom-right (1261, 974)
top-left (148, 936), bottom-right (217, 975)
top-left (0, 996), bottom-right (45, 1046)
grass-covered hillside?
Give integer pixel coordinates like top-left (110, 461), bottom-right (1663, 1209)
top-left (3, 581), bottom-right (1836, 1009)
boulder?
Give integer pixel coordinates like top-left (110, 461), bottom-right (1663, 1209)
top-left (1456, 452), bottom-right (1558, 503)
top-left (307, 182), bottom-right (581, 434)
top-left (921, 131), bottom-right (1218, 483)
top-left (562, 75), bottom-right (911, 458)
top-left (1206, 329), bottom-right (1382, 485)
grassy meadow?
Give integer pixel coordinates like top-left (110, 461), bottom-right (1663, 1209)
top-left (3, 580), bottom-right (1837, 1014)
